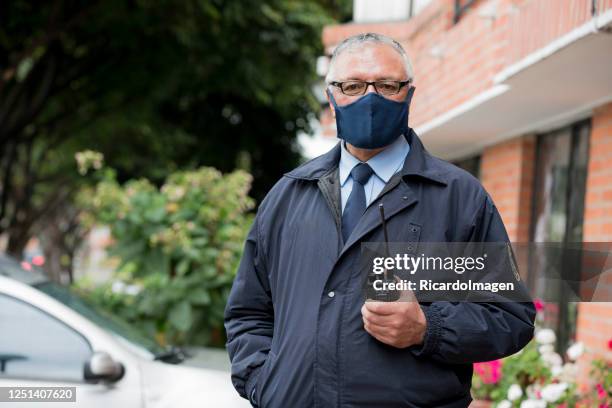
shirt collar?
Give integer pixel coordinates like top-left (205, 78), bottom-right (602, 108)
top-left (339, 135), bottom-right (410, 186)
top-left (339, 141), bottom-right (361, 186)
top-left (283, 129), bottom-right (449, 187)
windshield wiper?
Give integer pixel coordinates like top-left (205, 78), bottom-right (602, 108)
top-left (153, 346), bottom-right (189, 364)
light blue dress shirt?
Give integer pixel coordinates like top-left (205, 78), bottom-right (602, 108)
top-left (339, 135), bottom-right (410, 213)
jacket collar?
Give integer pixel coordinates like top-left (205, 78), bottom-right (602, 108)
top-left (284, 128), bottom-right (449, 186)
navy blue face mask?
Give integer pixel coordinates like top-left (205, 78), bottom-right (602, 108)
top-left (327, 86), bottom-right (415, 149)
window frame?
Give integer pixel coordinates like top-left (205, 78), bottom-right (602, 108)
top-left (528, 119), bottom-right (591, 353)
top-left (453, 0), bottom-right (478, 24)
top-left (452, 154), bottom-right (481, 179)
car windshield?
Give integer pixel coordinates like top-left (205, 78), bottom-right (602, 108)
top-left (34, 281), bottom-right (166, 358)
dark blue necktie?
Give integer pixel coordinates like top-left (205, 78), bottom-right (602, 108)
top-left (342, 163), bottom-right (374, 242)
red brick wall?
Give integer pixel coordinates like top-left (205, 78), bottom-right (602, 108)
top-left (480, 135), bottom-right (535, 242)
top-left (583, 102), bottom-right (612, 242)
top-left (576, 102), bottom-right (612, 383)
top-left (479, 105), bottom-right (612, 385)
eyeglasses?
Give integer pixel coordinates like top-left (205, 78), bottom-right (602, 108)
top-left (329, 80), bottom-right (411, 96)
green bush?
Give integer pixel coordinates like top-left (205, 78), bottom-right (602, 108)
top-left (76, 164), bottom-right (254, 347)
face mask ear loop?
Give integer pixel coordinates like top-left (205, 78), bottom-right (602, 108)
top-left (326, 88), bottom-right (339, 109)
top-left (327, 87), bottom-right (344, 139)
top-left (405, 86), bottom-right (416, 105)
top-left (401, 86), bottom-right (416, 136)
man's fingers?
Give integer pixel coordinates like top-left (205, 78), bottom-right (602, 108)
top-left (398, 288), bottom-right (417, 302)
top-left (362, 306), bottom-right (396, 326)
top-left (363, 319), bottom-right (394, 345)
top-left (394, 275), bottom-right (417, 302)
top-left (363, 316), bottom-right (391, 332)
top-left (363, 317), bottom-right (389, 336)
top-left (364, 301), bottom-right (397, 315)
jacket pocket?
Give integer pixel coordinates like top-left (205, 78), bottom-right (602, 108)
top-left (341, 329), bottom-right (469, 406)
top-left (254, 349), bottom-right (278, 407)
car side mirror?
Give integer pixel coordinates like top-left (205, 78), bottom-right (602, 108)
top-left (84, 352), bottom-right (125, 383)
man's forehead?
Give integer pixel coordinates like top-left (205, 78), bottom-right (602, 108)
top-left (332, 43), bottom-right (406, 80)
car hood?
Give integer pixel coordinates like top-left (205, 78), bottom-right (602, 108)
top-left (180, 346), bottom-right (232, 372)
top-left (139, 359), bottom-right (250, 408)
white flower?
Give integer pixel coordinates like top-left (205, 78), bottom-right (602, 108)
top-left (111, 280), bottom-right (141, 296)
top-left (124, 284), bottom-right (142, 296)
top-left (542, 352), bottom-right (563, 368)
top-left (560, 362), bottom-right (578, 380)
top-left (525, 384), bottom-right (540, 399)
top-left (535, 328), bottom-right (556, 345)
top-left (497, 400), bottom-right (512, 408)
top-left (508, 384), bottom-right (523, 401)
top-left (75, 150), bottom-right (104, 175)
top-left (541, 382), bottom-right (568, 402)
top-left (538, 344), bottom-right (554, 355)
top-left (111, 280), bottom-right (126, 293)
top-left (520, 399), bottom-right (547, 408)
top-left (566, 342), bottom-right (584, 361)
top-left (551, 365), bottom-right (563, 377)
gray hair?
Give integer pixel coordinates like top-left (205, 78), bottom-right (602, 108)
top-left (325, 32), bottom-right (415, 84)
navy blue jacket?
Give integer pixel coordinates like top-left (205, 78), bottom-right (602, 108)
top-left (224, 129), bottom-right (535, 408)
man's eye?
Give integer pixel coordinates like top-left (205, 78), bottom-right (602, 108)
top-left (377, 82), bottom-right (399, 92)
top-left (343, 82), bottom-right (363, 92)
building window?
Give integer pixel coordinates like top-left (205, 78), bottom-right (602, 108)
top-left (453, 155), bottom-right (481, 179)
top-left (353, 0), bottom-right (432, 23)
top-left (529, 119), bottom-right (591, 352)
top-left (453, 0), bottom-right (478, 23)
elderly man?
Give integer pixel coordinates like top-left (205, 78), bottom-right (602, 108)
top-left (224, 33), bottom-right (535, 407)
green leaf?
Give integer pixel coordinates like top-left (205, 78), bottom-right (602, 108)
top-left (169, 300), bottom-right (193, 332)
top-left (188, 289), bottom-right (211, 305)
top-left (16, 57), bottom-right (34, 82)
top-left (176, 258), bottom-right (191, 276)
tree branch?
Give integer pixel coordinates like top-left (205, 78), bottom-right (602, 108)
top-left (0, 1), bottom-right (102, 92)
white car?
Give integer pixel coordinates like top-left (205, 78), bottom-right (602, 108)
top-left (0, 255), bottom-right (249, 408)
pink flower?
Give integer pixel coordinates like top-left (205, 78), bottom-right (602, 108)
top-left (596, 383), bottom-right (606, 399)
top-left (608, 338), bottom-right (612, 350)
top-left (473, 360), bottom-right (502, 384)
top-left (534, 298), bottom-right (545, 312)
top-left (490, 360), bottom-right (502, 383)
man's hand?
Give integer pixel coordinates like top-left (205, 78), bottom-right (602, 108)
top-left (361, 289), bottom-right (427, 348)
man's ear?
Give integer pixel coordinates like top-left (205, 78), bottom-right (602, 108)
top-left (325, 88), bottom-right (336, 118)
